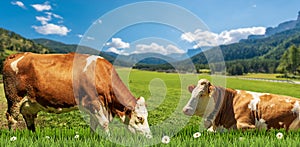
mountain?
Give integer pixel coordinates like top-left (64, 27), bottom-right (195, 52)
top-left (0, 28), bottom-right (51, 55)
top-left (107, 52), bottom-right (176, 64)
top-left (249, 11), bottom-right (300, 39)
top-left (33, 38), bottom-right (77, 53)
top-left (187, 48), bottom-right (203, 57)
top-left (0, 28), bottom-right (52, 70)
top-left (189, 27), bottom-right (300, 64)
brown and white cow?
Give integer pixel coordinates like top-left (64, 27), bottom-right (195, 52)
top-left (183, 79), bottom-right (300, 132)
top-left (3, 52), bottom-right (152, 138)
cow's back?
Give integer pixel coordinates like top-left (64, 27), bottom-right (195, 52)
top-left (233, 90), bottom-right (300, 130)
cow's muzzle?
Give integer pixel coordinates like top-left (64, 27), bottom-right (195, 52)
top-left (182, 106), bottom-right (194, 116)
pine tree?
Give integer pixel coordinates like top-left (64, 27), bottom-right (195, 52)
top-left (277, 45), bottom-right (300, 75)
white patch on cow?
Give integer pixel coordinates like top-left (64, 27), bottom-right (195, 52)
top-left (83, 55), bottom-right (104, 72)
top-left (255, 118), bottom-right (268, 129)
top-left (247, 92), bottom-right (262, 111)
top-left (207, 126), bottom-right (216, 133)
top-left (10, 56), bottom-right (24, 74)
top-left (120, 115), bottom-right (126, 122)
top-left (285, 98), bottom-right (292, 103)
top-left (279, 122), bottom-right (284, 125)
top-left (128, 97), bottom-right (152, 138)
top-left (292, 101), bottom-right (300, 119)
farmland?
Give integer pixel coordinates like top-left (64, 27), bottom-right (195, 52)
top-left (1, 69), bottom-right (300, 146)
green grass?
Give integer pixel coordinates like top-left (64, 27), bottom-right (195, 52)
top-left (1, 69), bottom-right (300, 146)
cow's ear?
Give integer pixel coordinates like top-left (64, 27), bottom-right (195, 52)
top-left (188, 85), bottom-right (196, 93)
top-left (208, 82), bottom-right (213, 94)
top-left (137, 97), bottom-right (145, 106)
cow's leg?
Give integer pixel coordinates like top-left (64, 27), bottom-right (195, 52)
top-left (20, 98), bottom-right (40, 132)
top-left (236, 121), bottom-right (256, 130)
top-left (6, 97), bottom-right (28, 131)
top-left (22, 113), bottom-right (37, 132)
top-left (6, 105), bottom-right (19, 131)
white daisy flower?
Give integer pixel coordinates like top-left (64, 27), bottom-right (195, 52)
top-left (74, 134), bottom-right (80, 139)
top-left (276, 132), bottom-right (283, 139)
top-left (45, 136), bottom-right (51, 139)
top-left (239, 137), bottom-right (244, 141)
top-left (10, 136), bottom-right (17, 142)
top-left (193, 132), bottom-right (201, 138)
top-left (161, 135), bottom-right (170, 144)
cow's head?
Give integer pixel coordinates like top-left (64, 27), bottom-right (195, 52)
top-left (182, 79), bottom-right (215, 116)
top-left (126, 97), bottom-right (152, 138)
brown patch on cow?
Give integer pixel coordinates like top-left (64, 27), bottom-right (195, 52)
top-left (212, 86), bottom-right (237, 129)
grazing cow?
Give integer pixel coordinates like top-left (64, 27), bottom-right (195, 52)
top-left (183, 79), bottom-right (300, 132)
top-left (3, 52), bottom-right (152, 138)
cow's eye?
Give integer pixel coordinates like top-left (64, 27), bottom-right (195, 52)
top-left (136, 116), bottom-right (144, 124)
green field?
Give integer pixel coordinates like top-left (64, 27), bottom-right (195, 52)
top-left (1, 69), bottom-right (300, 146)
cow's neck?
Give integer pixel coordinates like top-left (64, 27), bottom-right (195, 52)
top-left (213, 86), bottom-right (237, 128)
top-left (111, 68), bottom-right (137, 117)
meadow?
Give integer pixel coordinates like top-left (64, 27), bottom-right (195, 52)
top-left (0, 69), bottom-right (300, 146)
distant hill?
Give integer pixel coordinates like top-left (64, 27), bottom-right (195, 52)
top-left (0, 28), bottom-right (52, 70)
top-left (105, 52), bottom-right (176, 64)
top-left (0, 28), bottom-right (51, 55)
top-left (249, 11), bottom-right (300, 39)
top-left (33, 38), bottom-right (77, 53)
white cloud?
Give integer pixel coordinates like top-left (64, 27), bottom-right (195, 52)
top-left (77, 34), bottom-right (95, 41)
top-left (181, 27), bottom-right (266, 48)
top-left (106, 47), bottom-right (129, 56)
top-left (105, 38), bottom-right (130, 55)
top-left (93, 19), bottom-right (102, 25)
top-left (45, 12), bottom-right (63, 19)
top-left (105, 38), bottom-right (130, 49)
top-left (31, 2), bottom-right (51, 12)
top-left (86, 36), bottom-right (95, 40)
top-left (52, 13), bottom-right (63, 19)
top-left (134, 43), bottom-right (184, 55)
top-left (32, 6), bottom-right (70, 36)
top-left (218, 27), bottom-right (265, 44)
top-left (11, 1), bottom-right (26, 9)
top-left (36, 16), bottom-right (51, 25)
top-left (32, 23), bottom-right (71, 36)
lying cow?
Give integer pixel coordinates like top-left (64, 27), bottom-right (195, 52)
top-left (3, 52), bottom-right (152, 138)
top-left (183, 79), bottom-right (300, 132)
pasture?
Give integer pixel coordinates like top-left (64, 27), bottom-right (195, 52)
top-left (1, 69), bottom-right (300, 146)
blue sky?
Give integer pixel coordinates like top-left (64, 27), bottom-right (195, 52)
top-left (1, 0), bottom-right (300, 55)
